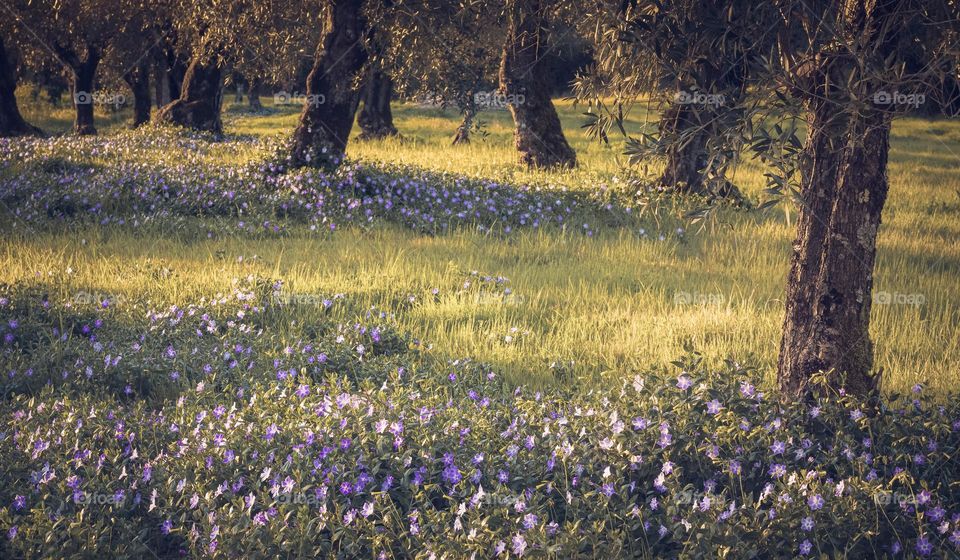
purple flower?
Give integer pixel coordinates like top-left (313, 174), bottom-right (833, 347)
top-left (706, 399), bottom-right (723, 415)
top-left (522, 513), bottom-right (538, 530)
top-left (807, 494), bottom-right (824, 511)
top-left (12, 495), bottom-right (25, 511)
top-left (915, 537), bottom-right (932, 556)
top-left (265, 423), bottom-right (278, 440)
top-left (676, 375), bottom-right (693, 390)
top-left (799, 540), bottom-right (812, 555)
top-left (512, 533), bottom-right (527, 557)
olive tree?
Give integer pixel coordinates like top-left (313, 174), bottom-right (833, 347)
top-left (588, 0), bottom-right (960, 396)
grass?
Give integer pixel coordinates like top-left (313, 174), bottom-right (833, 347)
top-left (5, 92), bottom-right (960, 393)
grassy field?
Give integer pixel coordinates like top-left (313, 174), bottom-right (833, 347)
top-left (5, 94), bottom-right (960, 394)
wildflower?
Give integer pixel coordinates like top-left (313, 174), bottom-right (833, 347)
top-left (799, 540), bottom-right (812, 555)
top-left (807, 494), bottom-right (824, 511)
top-left (706, 399), bottom-right (723, 415)
top-left (511, 533), bottom-right (527, 557)
top-left (676, 375), bottom-right (693, 390)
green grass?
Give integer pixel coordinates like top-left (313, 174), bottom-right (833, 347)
top-left (6, 92), bottom-right (960, 393)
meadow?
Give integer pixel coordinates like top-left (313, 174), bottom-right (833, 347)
top-left (7, 96), bottom-right (960, 393)
top-left (1, 96), bottom-right (959, 558)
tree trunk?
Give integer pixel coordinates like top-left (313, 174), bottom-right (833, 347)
top-left (166, 48), bottom-right (187, 102)
top-left (289, 0), bottom-right (368, 169)
top-left (658, 102), bottom-right (710, 193)
top-left (0, 35), bottom-right (42, 137)
top-left (123, 60), bottom-right (151, 128)
top-left (248, 77), bottom-right (262, 110)
top-left (68, 47), bottom-right (100, 136)
top-left (452, 104), bottom-right (475, 145)
top-left (357, 68), bottom-right (398, 140)
top-left (499, 0), bottom-right (575, 168)
top-left (155, 56), bottom-right (223, 134)
top-left (777, 97), bottom-right (892, 397)
top-left (153, 59), bottom-right (170, 107)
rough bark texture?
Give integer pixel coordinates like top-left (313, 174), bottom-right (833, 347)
top-left (499, 0), bottom-right (575, 168)
top-left (289, 0), bottom-right (368, 168)
top-left (778, 74), bottom-right (892, 397)
top-left (248, 77), bottom-right (263, 110)
top-left (0, 36), bottom-right (42, 137)
top-left (658, 103), bottom-right (709, 193)
top-left (357, 69), bottom-right (398, 140)
top-left (153, 59), bottom-right (171, 107)
top-left (452, 105), bottom-right (475, 145)
top-left (57, 43), bottom-right (101, 136)
top-left (124, 60), bottom-right (152, 128)
top-left (156, 57), bottom-right (223, 134)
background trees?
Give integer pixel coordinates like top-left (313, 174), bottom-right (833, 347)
top-left (584, 0), bottom-right (960, 396)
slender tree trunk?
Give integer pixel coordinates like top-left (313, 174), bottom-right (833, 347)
top-left (0, 35), bottom-right (42, 137)
top-left (357, 68), bottom-right (398, 140)
top-left (499, 0), bottom-right (575, 168)
top-left (123, 60), bottom-right (152, 128)
top-left (777, 96), bottom-right (892, 397)
top-left (248, 77), bottom-right (262, 110)
top-left (156, 56), bottom-right (223, 134)
top-left (452, 103), bottom-right (475, 145)
top-left (289, 0), bottom-right (368, 168)
top-left (67, 46), bottom-right (100, 136)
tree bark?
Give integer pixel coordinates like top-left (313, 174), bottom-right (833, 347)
top-left (777, 94), bottom-right (892, 397)
top-left (155, 56), bottom-right (223, 134)
top-left (64, 46), bottom-right (100, 136)
top-left (123, 60), bottom-right (152, 128)
top-left (452, 104), bottom-right (475, 145)
top-left (289, 0), bottom-right (368, 169)
top-left (248, 77), bottom-right (263, 110)
top-left (0, 35), bottom-right (42, 137)
top-left (658, 102), bottom-right (709, 193)
top-left (499, 0), bottom-right (575, 168)
top-left (357, 68), bottom-right (398, 140)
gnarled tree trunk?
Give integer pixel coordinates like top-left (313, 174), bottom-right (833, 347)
top-left (156, 56), bottom-right (223, 134)
top-left (289, 0), bottom-right (368, 168)
top-left (59, 43), bottom-right (100, 136)
top-left (248, 77), bottom-right (263, 110)
top-left (499, 0), bottom-right (575, 168)
top-left (452, 97), bottom-right (476, 145)
top-left (778, 94), bottom-right (891, 397)
top-left (123, 60), bottom-right (152, 128)
top-left (357, 68), bottom-right (397, 140)
top-left (658, 102), bottom-right (710, 193)
top-left (0, 35), bottom-right (42, 137)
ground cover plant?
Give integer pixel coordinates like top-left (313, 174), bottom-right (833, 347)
top-left (0, 98), bottom-right (959, 558)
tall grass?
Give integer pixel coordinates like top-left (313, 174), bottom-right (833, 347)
top-left (6, 92), bottom-right (960, 393)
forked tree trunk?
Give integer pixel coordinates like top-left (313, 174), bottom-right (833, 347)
top-left (61, 44), bottom-right (101, 136)
top-left (0, 35), bottom-right (42, 137)
top-left (124, 60), bottom-right (152, 128)
top-left (289, 0), bottom-right (368, 168)
top-left (248, 77), bottom-right (263, 110)
top-left (357, 68), bottom-right (398, 140)
top-left (499, 0), bottom-right (575, 168)
top-left (156, 56), bottom-right (223, 133)
top-left (777, 96), bottom-right (892, 397)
